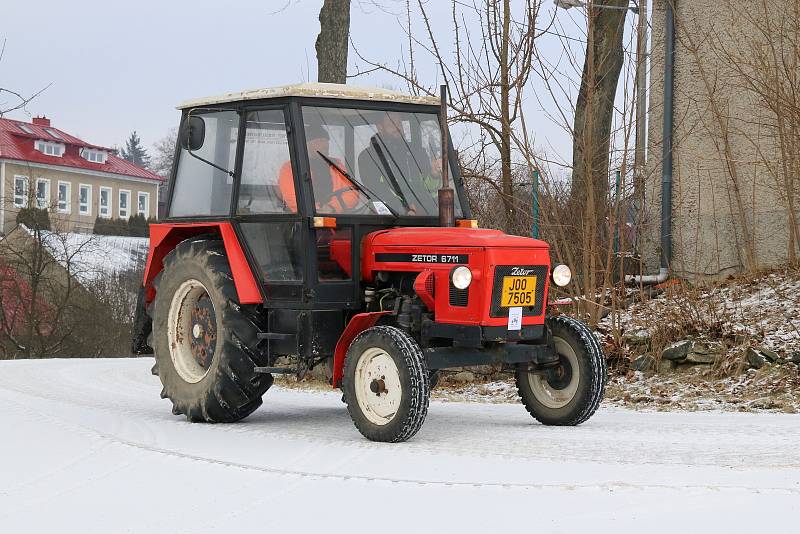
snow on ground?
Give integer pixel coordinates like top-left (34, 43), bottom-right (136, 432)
top-left (1, 359), bottom-right (798, 533)
top-left (37, 230), bottom-right (149, 284)
top-left (599, 268), bottom-right (800, 357)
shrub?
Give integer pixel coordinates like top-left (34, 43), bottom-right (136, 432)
top-left (94, 216), bottom-right (151, 237)
top-left (16, 207), bottom-right (51, 230)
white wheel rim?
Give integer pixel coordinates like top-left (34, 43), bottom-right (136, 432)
top-left (528, 336), bottom-right (580, 409)
top-left (167, 279), bottom-right (216, 384)
top-left (354, 347), bottom-right (402, 426)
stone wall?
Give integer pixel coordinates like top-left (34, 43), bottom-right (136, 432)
top-left (642, 0), bottom-right (800, 280)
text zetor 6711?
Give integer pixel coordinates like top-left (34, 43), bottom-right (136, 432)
top-left (132, 83), bottom-right (606, 442)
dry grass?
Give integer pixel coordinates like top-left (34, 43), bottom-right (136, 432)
top-left (606, 364), bottom-right (800, 413)
top-left (599, 266), bottom-right (800, 377)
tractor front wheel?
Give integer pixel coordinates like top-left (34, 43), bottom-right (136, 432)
top-left (343, 326), bottom-right (430, 442)
top-left (515, 316), bottom-right (606, 426)
top-left (152, 238), bottom-right (273, 423)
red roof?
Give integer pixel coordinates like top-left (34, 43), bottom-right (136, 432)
top-left (0, 117), bottom-right (163, 182)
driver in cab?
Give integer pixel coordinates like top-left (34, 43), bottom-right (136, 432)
top-left (278, 124), bottom-right (360, 213)
top-left (357, 112), bottom-right (440, 215)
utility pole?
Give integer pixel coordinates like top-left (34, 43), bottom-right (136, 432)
top-left (633, 0), bottom-right (648, 198)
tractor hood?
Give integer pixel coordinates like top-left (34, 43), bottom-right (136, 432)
top-left (363, 227), bottom-right (550, 250)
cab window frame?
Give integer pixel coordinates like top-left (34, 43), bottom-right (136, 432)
top-left (231, 102), bottom-right (309, 298)
top-left (294, 97), bottom-right (470, 221)
top-left (234, 106), bottom-right (300, 216)
top-left (166, 107), bottom-right (243, 219)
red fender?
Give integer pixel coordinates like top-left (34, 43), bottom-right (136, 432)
top-left (332, 311), bottom-right (392, 388)
top-left (143, 222), bottom-right (262, 305)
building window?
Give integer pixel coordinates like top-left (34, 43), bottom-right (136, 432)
top-left (137, 192), bottom-right (150, 217)
top-left (36, 178), bottom-right (50, 209)
top-left (18, 124), bottom-right (33, 134)
top-left (44, 128), bottom-right (63, 140)
top-left (119, 190), bottom-right (130, 219)
top-left (57, 181), bottom-right (71, 213)
top-left (35, 140), bottom-right (64, 157)
top-left (79, 184), bottom-right (92, 215)
top-left (99, 186), bottom-right (112, 218)
top-left (81, 148), bottom-right (107, 164)
top-left (13, 176), bottom-right (29, 207)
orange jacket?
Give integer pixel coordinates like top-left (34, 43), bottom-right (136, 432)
top-left (278, 161), bottom-right (360, 213)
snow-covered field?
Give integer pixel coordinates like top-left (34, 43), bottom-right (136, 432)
top-left (1, 359), bottom-right (798, 533)
top-left (38, 230), bottom-right (149, 284)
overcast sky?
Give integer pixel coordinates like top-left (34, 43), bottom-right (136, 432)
top-left (1, 0), bottom-right (639, 169)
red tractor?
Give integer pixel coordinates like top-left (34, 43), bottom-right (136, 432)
top-left (132, 83), bottom-right (606, 442)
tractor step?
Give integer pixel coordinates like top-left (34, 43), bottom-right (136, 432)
top-left (253, 366), bottom-right (296, 374)
top-left (256, 332), bottom-right (296, 341)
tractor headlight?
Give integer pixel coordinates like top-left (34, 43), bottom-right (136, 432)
top-left (451, 266), bottom-right (473, 290)
top-left (551, 264), bottom-right (572, 287)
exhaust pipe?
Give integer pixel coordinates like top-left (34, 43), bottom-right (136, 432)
top-left (438, 84), bottom-right (455, 227)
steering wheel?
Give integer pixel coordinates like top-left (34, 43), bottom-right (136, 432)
top-left (325, 186), bottom-right (372, 214)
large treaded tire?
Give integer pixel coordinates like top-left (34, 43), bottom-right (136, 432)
top-left (343, 326), bottom-right (430, 442)
top-left (151, 238), bottom-right (273, 423)
top-left (515, 316), bottom-right (606, 426)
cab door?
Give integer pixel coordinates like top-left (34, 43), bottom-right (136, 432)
top-left (233, 106), bottom-right (307, 303)
top-left (295, 104), bottom-right (361, 308)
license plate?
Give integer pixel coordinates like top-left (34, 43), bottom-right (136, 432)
top-left (500, 276), bottom-right (537, 307)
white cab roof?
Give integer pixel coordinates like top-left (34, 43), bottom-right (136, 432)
top-left (177, 82), bottom-right (440, 109)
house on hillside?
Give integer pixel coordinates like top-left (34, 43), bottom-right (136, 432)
top-left (0, 116), bottom-right (163, 234)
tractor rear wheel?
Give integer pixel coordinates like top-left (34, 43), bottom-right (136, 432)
top-left (151, 238), bottom-right (273, 423)
top-left (343, 326), bottom-right (430, 442)
top-left (515, 316), bottom-right (606, 426)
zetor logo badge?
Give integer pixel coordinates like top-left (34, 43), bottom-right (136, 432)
top-left (510, 267), bottom-right (535, 276)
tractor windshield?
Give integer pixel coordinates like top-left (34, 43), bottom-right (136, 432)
top-left (301, 106), bottom-right (462, 217)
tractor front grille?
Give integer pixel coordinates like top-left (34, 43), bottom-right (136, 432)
top-left (449, 282), bottom-right (469, 307)
top-left (489, 265), bottom-right (548, 318)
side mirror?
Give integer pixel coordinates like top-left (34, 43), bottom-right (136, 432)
top-left (180, 115), bottom-right (205, 151)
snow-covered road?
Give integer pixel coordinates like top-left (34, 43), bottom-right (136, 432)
top-left (1, 359), bottom-right (798, 533)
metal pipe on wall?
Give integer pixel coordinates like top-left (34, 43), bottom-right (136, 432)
top-left (659, 0), bottom-right (675, 270)
top-left (626, 0), bottom-right (675, 285)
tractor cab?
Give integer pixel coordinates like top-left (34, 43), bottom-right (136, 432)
top-left (134, 83), bottom-right (605, 442)
top-left (165, 84), bottom-right (466, 307)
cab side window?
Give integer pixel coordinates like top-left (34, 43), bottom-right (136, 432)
top-left (170, 110), bottom-right (239, 217)
top-left (237, 110), bottom-right (297, 214)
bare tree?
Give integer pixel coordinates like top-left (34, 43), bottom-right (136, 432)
top-left (0, 210), bottom-right (96, 358)
top-left (0, 187), bottom-right (138, 359)
top-left (352, 0), bottom-right (547, 232)
top-left (150, 128), bottom-right (177, 178)
top-left (351, 1), bottom-right (641, 323)
top-left (0, 38), bottom-right (50, 117)
top-left (316, 0), bottom-right (352, 83)
top-left (569, 0), bottom-right (628, 232)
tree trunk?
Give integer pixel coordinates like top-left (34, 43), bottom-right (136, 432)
top-left (499, 0), bottom-right (515, 233)
top-left (569, 0), bottom-right (627, 233)
top-left (316, 0), bottom-right (351, 84)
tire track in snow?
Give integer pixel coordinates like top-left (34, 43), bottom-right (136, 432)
top-left (2, 388), bottom-right (799, 496)
top-left (2, 361), bottom-right (796, 472)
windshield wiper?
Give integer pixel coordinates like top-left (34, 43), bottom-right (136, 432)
top-left (315, 151), bottom-right (398, 217)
